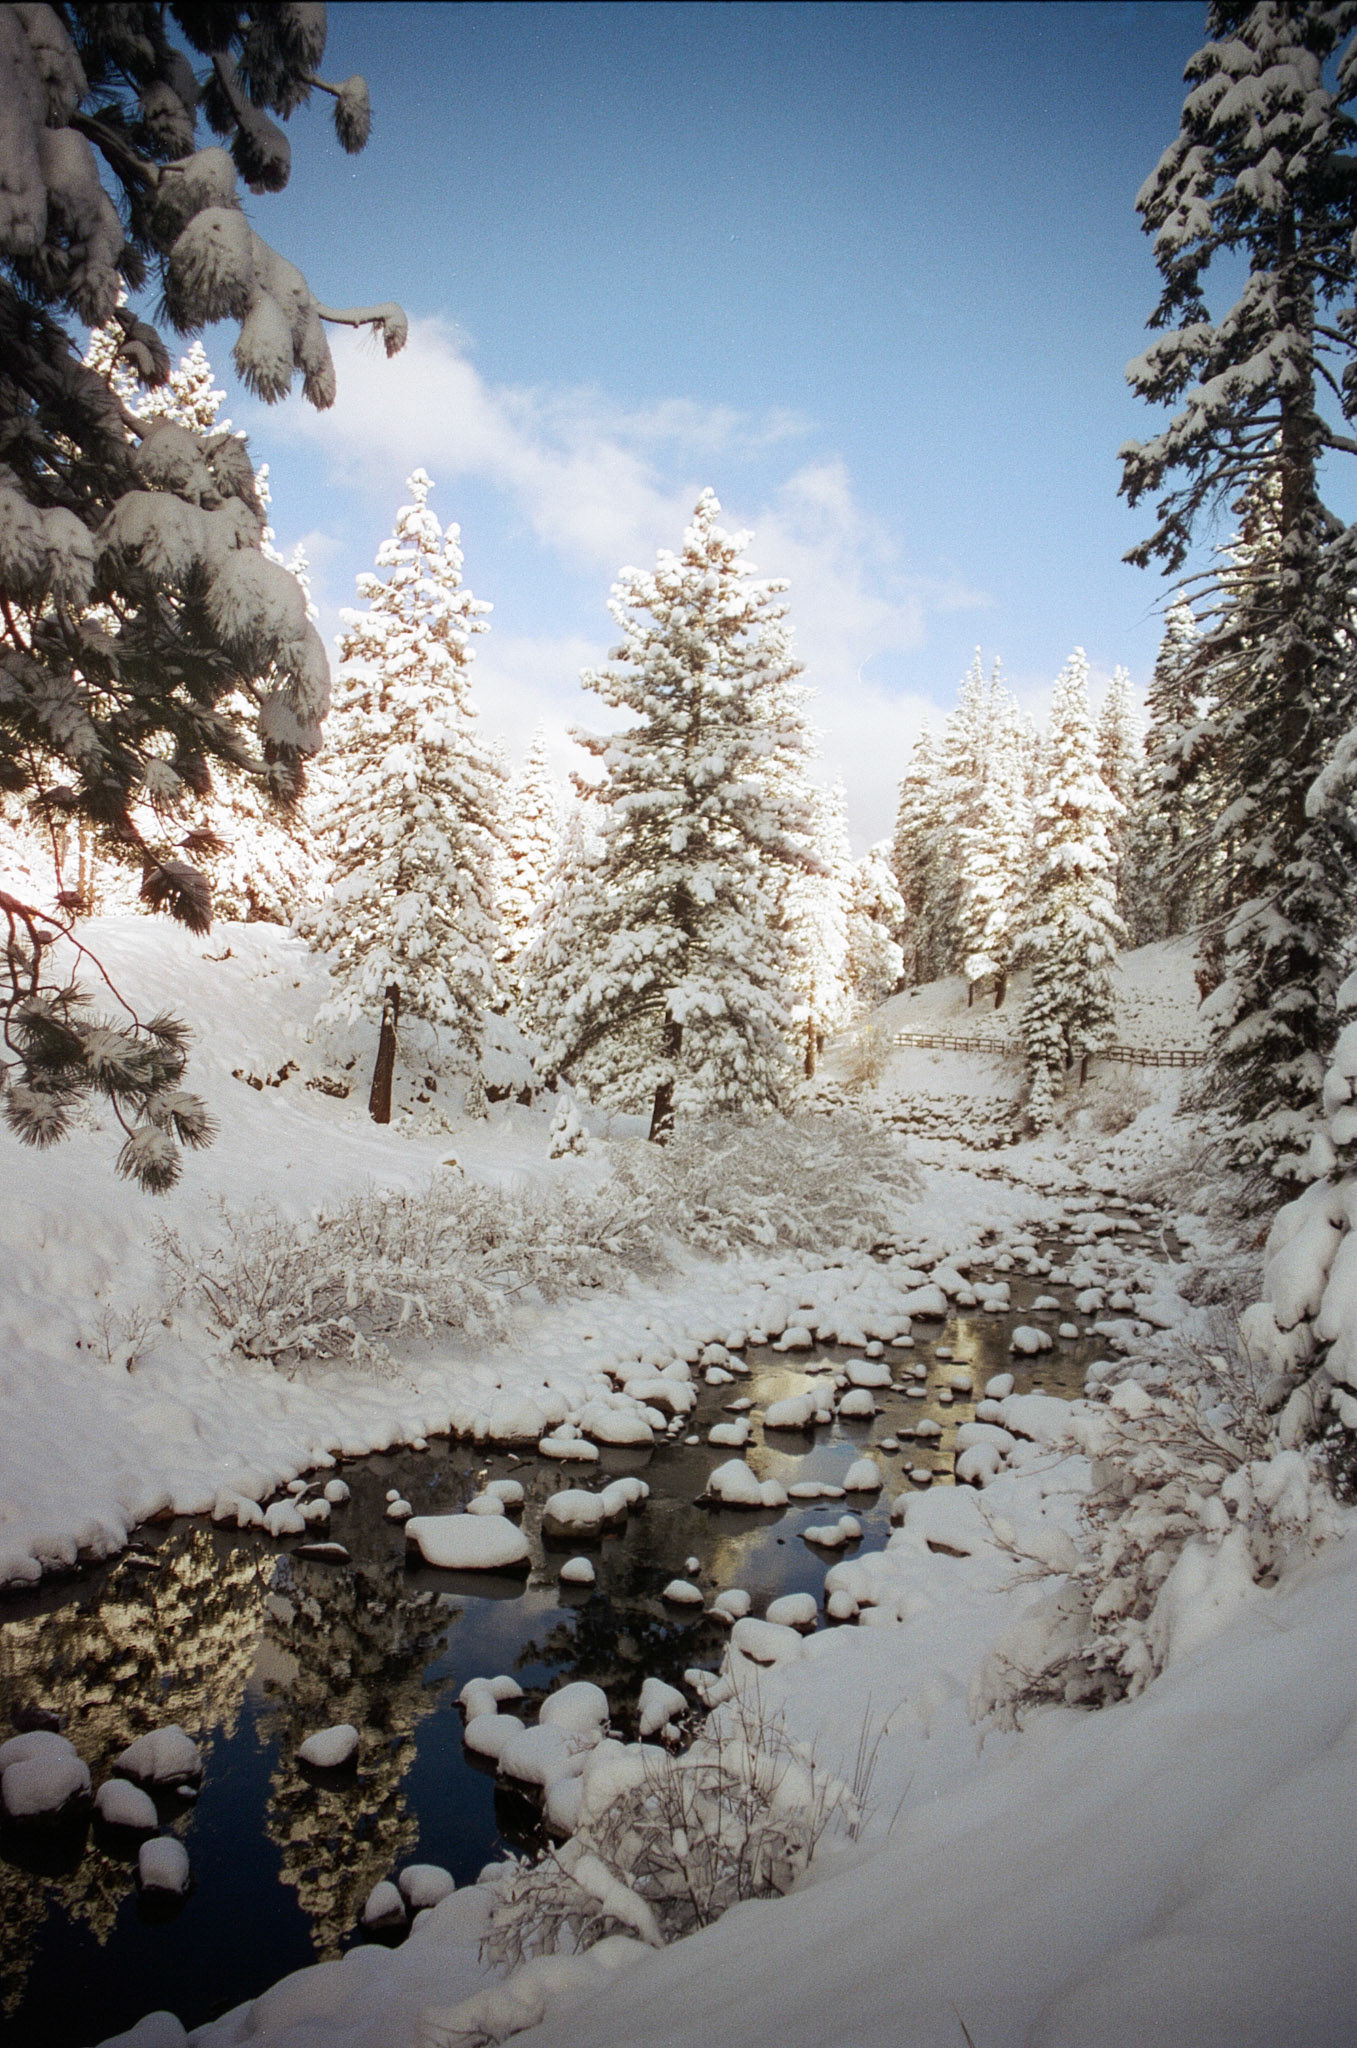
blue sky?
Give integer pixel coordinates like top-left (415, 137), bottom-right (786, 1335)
top-left (215, 0), bottom-right (1210, 845)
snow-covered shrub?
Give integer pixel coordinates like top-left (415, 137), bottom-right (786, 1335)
top-left (630, 1112), bottom-right (920, 1256)
top-left (158, 1167), bottom-right (667, 1372)
top-left (482, 1701), bottom-right (848, 1967)
top-left (972, 1360), bottom-right (1340, 1727)
top-left (548, 1095), bottom-right (590, 1158)
top-left (840, 1023), bottom-right (889, 1095)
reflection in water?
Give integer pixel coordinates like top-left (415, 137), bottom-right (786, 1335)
top-left (0, 1246), bottom-right (1129, 2045)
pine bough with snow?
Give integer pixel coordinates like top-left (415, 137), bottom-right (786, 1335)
top-left (0, 1), bottom-right (404, 1186)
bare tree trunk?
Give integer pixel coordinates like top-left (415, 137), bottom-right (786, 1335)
top-left (967, 980), bottom-right (975, 1008)
top-left (369, 981), bottom-right (401, 1124)
top-left (994, 968), bottom-right (1007, 1010)
top-left (648, 1016), bottom-right (683, 1143)
top-left (804, 1012), bottom-right (817, 1079)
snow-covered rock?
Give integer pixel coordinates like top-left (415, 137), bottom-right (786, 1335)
top-left (637, 1678), bottom-right (687, 1738)
top-left (404, 1515), bottom-right (530, 1571)
top-left (842, 1457), bottom-right (883, 1492)
top-left (560, 1556), bottom-right (596, 1585)
top-left (95, 1778), bottom-right (158, 1830)
top-left (360, 1879), bottom-right (406, 1929)
top-left (662, 1579), bottom-right (704, 1606)
top-left (115, 1725), bottom-right (201, 1786)
top-left (763, 1392), bottom-right (818, 1431)
top-left (766, 1593), bottom-right (818, 1630)
top-left (398, 1863), bottom-right (455, 1911)
top-left (539, 1682), bottom-right (610, 1740)
top-left (297, 1723), bottom-right (359, 1770)
top-left (2, 1734), bottom-right (90, 1820)
top-left (139, 1836), bottom-right (190, 1895)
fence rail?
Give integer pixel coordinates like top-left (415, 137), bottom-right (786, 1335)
top-left (888, 1030), bottom-right (1207, 1069)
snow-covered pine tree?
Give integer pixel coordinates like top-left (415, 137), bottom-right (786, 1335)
top-left (890, 727), bottom-right (951, 985)
top-left (526, 491), bottom-right (818, 1138)
top-left (500, 725), bottom-right (564, 972)
top-left (1096, 665), bottom-right (1142, 883)
top-left (1016, 650), bottom-right (1125, 1122)
top-left (780, 779), bottom-right (852, 1076)
top-left (1122, 593), bottom-right (1209, 944)
top-left (301, 472), bottom-right (504, 1113)
top-left (1122, 0), bottom-right (1357, 1203)
top-left (0, 4), bottom-right (404, 1186)
top-left (956, 694), bottom-right (1032, 1009)
top-left (844, 842), bottom-right (906, 1013)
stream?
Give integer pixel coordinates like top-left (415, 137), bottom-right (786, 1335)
top-left (0, 1242), bottom-right (1140, 2047)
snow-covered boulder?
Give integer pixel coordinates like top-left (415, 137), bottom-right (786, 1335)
top-left (404, 1515), bottom-right (531, 1572)
top-left (540, 1682), bottom-right (610, 1740)
top-left (2, 1732), bottom-right (90, 1820)
top-left (297, 1723), bottom-right (359, 1770)
top-left (729, 1617), bottom-right (804, 1666)
top-left (637, 1678), bottom-right (687, 1738)
top-left (837, 1389), bottom-right (877, 1419)
top-left (139, 1836), bottom-right (190, 1895)
top-left (705, 1458), bottom-right (783, 1508)
top-left (711, 1588), bottom-right (752, 1623)
top-left (398, 1863), bottom-right (456, 1910)
top-left (662, 1578), bottom-right (704, 1606)
top-left (95, 1778), bottom-right (158, 1830)
top-left (766, 1592), bottom-right (817, 1631)
top-left (465, 1492), bottom-right (507, 1517)
top-left (708, 1418), bottom-right (750, 1447)
top-left (846, 1357), bottom-right (892, 1389)
top-left (115, 1725), bottom-right (201, 1787)
top-left (579, 1400), bottom-right (654, 1448)
top-left (361, 1879), bottom-right (406, 1929)
top-left (842, 1457), bottom-right (883, 1492)
top-left (763, 1392), bottom-right (818, 1431)
top-left (1010, 1325), bottom-right (1053, 1356)
top-left (463, 1713), bottom-right (525, 1762)
top-left (262, 1499), bottom-right (306, 1537)
top-left (802, 1515), bottom-right (863, 1550)
top-left (499, 1723), bottom-right (589, 1791)
top-left (539, 1434), bottom-right (601, 1462)
top-left (483, 1396), bottom-right (548, 1444)
top-left (541, 1489), bottom-right (619, 1541)
top-left (560, 1556), bottom-right (596, 1585)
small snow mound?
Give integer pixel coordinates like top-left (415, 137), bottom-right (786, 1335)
top-left (139, 1836), bottom-right (190, 1895)
top-left (404, 1515), bottom-right (530, 1571)
top-left (842, 1457), bottom-right (883, 1492)
top-left (711, 1588), bottom-right (752, 1623)
top-left (361, 1878), bottom-right (406, 1928)
top-left (297, 1723), bottom-right (359, 1770)
top-left (638, 1677), bottom-right (687, 1738)
top-left (539, 1682), bottom-right (610, 1739)
top-left (766, 1592), bottom-right (817, 1630)
top-left (1010, 1325), bottom-right (1053, 1356)
top-left (95, 1779), bottom-right (158, 1829)
top-left (560, 1556), bottom-right (596, 1585)
top-left (398, 1862), bottom-right (455, 1910)
top-left (662, 1578), bottom-right (704, 1606)
top-left (115, 1725), bottom-right (201, 1787)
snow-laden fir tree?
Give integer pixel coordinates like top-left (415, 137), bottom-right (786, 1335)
top-left (1016, 650), bottom-right (1125, 1123)
top-left (499, 725), bottom-right (564, 971)
top-left (1122, 0), bottom-right (1357, 1203)
top-left (780, 779), bottom-right (853, 1076)
top-left (301, 472), bottom-right (504, 1104)
top-left (524, 491), bottom-right (818, 1138)
top-left (1122, 593), bottom-right (1211, 944)
top-left (844, 843), bottom-right (906, 1012)
top-left (890, 726), bottom-right (950, 985)
top-left (956, 692), bottom-right (1032, 1010)
top-left (1096, 665), bottom-right (1142, 882)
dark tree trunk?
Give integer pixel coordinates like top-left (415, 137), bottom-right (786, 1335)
top-left (967, 981), bottom-right (975, 1008)
top-left (648, 1016), bottom-right (683, 1144)
top-left (804, 1013), bottom-right (817, 1079)
top-left (993, 968), bottom-right (1007, 1010)
top-left (368, 981), bottom-right (401, 1124)
top-left (1079, 1053), bottom-right (1089, 1087)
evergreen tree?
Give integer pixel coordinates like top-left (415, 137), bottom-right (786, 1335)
top-left (781, 779), bottom-right (852, 1075)
top-left (500, 726), bottom-right (563, 971)
top-left (1123, 593), bottom-right (1209, 944)
top-left (1016, 650), bottom-right (1125, 1122)
top-left (526, 491), bottom-right (818, 1138)
top-left (956, 695), bottom-right (1032, 1009)
top-left (890, 726), bottom-right (950, 985)
top-left (301, 472), bottom-right (504, 1103)
top-left (1122, 0), bottom-right (1357, 1201)
top-left (0, 3), bottom-right (403, 1185)
top-left (844, 843), bottom-right (906, 1012)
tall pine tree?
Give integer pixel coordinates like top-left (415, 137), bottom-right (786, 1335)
top-left (1122, 0), bottom-right (1357, 1201)
top-left (1016, 651), bottom-right (1125, 1125)
top-left (301, 472), bottom-right (504, 1111)
top-left (526, 491), bottom-right (818, 1137)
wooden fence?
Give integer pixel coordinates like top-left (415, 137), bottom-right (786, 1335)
top-left (888, 1030), bottom-right (1207, 1069)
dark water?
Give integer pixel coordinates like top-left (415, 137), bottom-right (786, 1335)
top-left (0, 1264), bottom-right (1112, 2047)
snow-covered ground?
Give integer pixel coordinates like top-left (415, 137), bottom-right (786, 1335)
top-left (4, 919), bottom-right (1353, 2048)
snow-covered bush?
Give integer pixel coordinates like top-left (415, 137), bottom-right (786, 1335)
top-left (482, 1701), bottom-right (848, 1967)
top-left (632, 1112), bottom-right (920, 1257)
top-left (972, 1364), bottom-right (1339, 1728)
top-left (158, 1167), bottom-right (667, 1372)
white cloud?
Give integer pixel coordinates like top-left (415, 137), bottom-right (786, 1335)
top-left (258, 321), bottom-right (994, 845)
